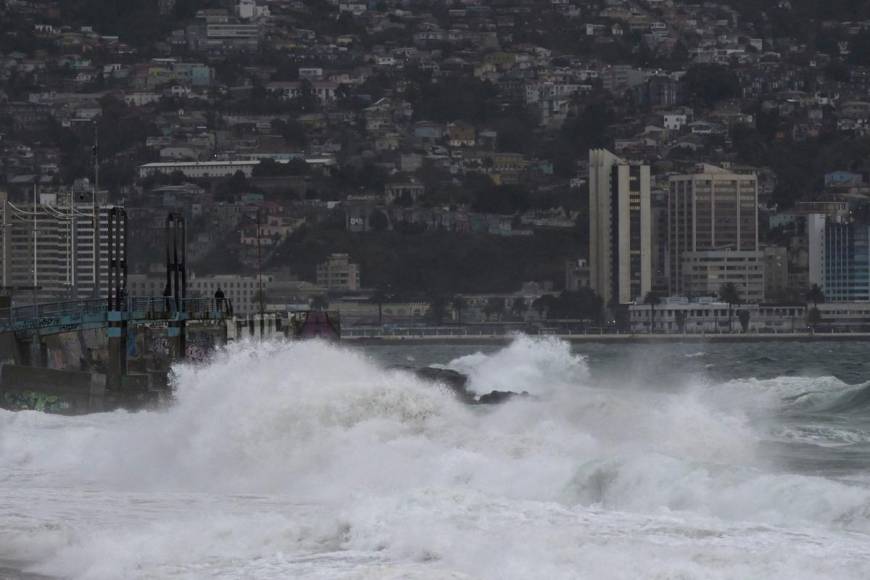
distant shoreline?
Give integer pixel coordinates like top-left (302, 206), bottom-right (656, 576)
top-left (344, 332), bottom-right (870, 346)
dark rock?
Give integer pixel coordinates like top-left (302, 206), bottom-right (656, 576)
top-left (477, 390), bottom-right (530, 405)
top-left (413, 367), bottom-right (529, 405)
top-left (413, 367), bottom-right (475, 404)
top-left (414, 366), bottom-right (468, 389)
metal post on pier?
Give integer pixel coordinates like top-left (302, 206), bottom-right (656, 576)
top-left (106, 208), bottom-right (128, 389)
top-left (165, 213), bottom-right (187, 361)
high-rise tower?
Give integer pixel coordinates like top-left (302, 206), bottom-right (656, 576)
top-left (588, 149), bottom-right (652, 306)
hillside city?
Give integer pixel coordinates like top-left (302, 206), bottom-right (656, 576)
top-left (3, 0), bottom-right (870, 334)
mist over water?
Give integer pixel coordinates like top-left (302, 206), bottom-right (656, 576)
top-left (2, 337), bottom-right (870, 579)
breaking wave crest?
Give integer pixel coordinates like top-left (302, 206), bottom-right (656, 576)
top-left (2, 337), bottom-right (870, 579)
top-left (445, 334), bottom-right (589, 395)
top-left (712, 375), bottom-right (870, 415)
top-left (818, 382), bottom-right (870, 414)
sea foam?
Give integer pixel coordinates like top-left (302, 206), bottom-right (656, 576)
top-left (1, 337), bottom-right (870, 579)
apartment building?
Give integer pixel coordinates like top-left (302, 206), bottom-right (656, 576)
top-left (668, 164), bottom-right (760, 299)
top-left (316, 253), bottom-right (360, 291)
top-left (0, 191), bottom-right (124, 303)
top-left (588, 148), bottom-right (652, 306)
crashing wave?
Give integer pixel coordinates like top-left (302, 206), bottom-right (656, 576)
top-left (3, 337), bottom-right (870, 579)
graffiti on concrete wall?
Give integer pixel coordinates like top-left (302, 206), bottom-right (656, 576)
top-left (3, 390), bottom-right (72, 413)
top-left (185, 330), bottom-right (213, 362)
top-left (151, 336), bottom-right (171, 357)
top-left (122, 325), bottom-right (221, 363)
top-left (41, 332), bottom-right (88, 371)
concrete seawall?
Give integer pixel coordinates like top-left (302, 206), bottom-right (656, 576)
top-left (0, 364), bottom-right (162, 413)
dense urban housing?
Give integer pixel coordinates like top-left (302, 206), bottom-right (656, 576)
top-left (2, 0), bottom-right (870, 331)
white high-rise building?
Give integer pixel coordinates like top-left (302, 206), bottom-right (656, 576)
top-left (588, 149), bottom-right (652, 306)
top-left (0, 191), bottom-right (124, 304)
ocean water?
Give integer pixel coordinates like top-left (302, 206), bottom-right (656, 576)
top-left (2, 337), bottom-right (870, 579)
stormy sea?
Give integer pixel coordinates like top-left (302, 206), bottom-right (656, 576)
top-left (3, 336), bottom-right (870, 579)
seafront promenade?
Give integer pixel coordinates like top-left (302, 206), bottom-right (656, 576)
top-left (342, 327), bottom-right (870, 345)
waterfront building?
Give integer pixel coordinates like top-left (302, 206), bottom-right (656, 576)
top-left (668, 164), bottom-right (760, 299)
top-left (630, 300), bottom-right (870, 333)
top-left (816, 302), bottom-right (870, 330)
top-left (588, 148), bottom-right (651, 306)
top-left (680, 249), bottom-right (765, 303)
top-left (809, 214), bottom-right (870, 302)
top-left (629, 298), bottom-right (806, 333)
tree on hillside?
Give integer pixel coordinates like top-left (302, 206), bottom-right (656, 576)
top-left (368, 210), bottom-right (389, 232)
top-left (408, 75), bottom-right (498, 124)
top-left (681, 64), bottom-right (740, 108)
top-left (560, 100), bottom-right (614, 153)
top-left (547, 289), bottom-right (604, 322)
top-left (271, 118), bottom-right (308, 148)
top-left (65, 0), bottom-right (174, 49)
top-left (264, 228), bottom-right (586, 298)
top-left (719, 282), bottom-right (742, 333)
top-left (252, 158), bottom-right (309, 177)
top-left (213, 170), bottom-right (251, 201)
top-left (466, 174), bottom-right (530, 215)
top-left (848, 30), bottom-right (870, 66)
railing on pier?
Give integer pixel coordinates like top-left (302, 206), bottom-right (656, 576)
top-left (0, 296), bottom-right (234, 335)
top-left (127, 297), bottom-right (232, 321)
top-left (0, 299), bottom-right (108, 334)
